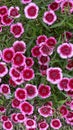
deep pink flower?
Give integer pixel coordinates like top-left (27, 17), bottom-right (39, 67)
top-left (25, 84), bottom-right (38, 99)
top-left (1, 115), bottom-right (8, 122)
top-left (15, 88), bottom-right (27, 101)
top-left (0, 6), bottom-right (8, 16)
top-left (40, 64), bottom-right (48, 76)
top-left (38, 84), bottom-right (51, 99)
top-left (0, 106), bottom-right (6, 113)
top-left (61, 0), bottom-right (73, 13)
top-left (48, 2), bottom-right (59, 11)
top-left (12, 98), bottom-right (20, 108)
top-left (25, 118), bottom-right (37, 129)
top-left (66, 59), bottom-right (73, 70)
top-left (9, 67), bottom-right (21, 81)
top-left (22, 68), bottom-right (35, 81)
top-left (38, 121), bottom-right (49, 130)
top-left (50, 119), bottom-right (62, 129)
top-left (16, 113), bottom-right (25, 123)
top-left (14, 78), bottom-right (24, 85)
top-left (24, 3), bottom-right (39, 19)
top-left (10, 22), bottom-right (24, 38)
top-left (70, 101), bottom-right (73, 110)
top-left (57, 78), bottom-right (70, 91)
top-left (46, 37), bottom-right (57, 48)
top-left (8, 6), bottom-right (20, 18)
top-left (20, 101), bottom-right (34, 115)
top-left (36, 35), bottom-right (47, 45)
top-left (12, 52), bottom-right (25, 67)
top-left (11, 113), bottom-right (18, 123)
top-left (0, 62), bottom-right (8, 77)
top-left (3, 120), bottom-right (13, 130)
top-left (57, 43), bottom-right (73, 59)
top-left (0, 84), bottom-right (10, 96)
top-left (43, 10), bottom-right (57, 25)
top-left (38, 105), bottom-right (53, 117)
top-left (1, 14), bottom-right (13, 26)
top-left (40, 43), bottom-right (53, 56)
top-left (68, 78), bottom-right (73, 90)
top-left (63, 31), bottom-right (72, 42)
top-left (2, 47), bottom-right (15, 63)
top-left (21, 0), bottom-right (32, 4)
top-left (60, 105), bottom-right (68, 117)
top-left (13, 40), bottom-right (26, 53)
top-left (66, 111), bottom-right (73, 120)
top-left (67, 90), bottom-right (73, 97)
top-left (38, 55), bottom-right (50, 65)
top-left (47, 67), bottom-right (63, 84)
top-left (31, 46), bottom-right (41, 57)
top-left (9, 78), bottom-right (17, 87)
top-left (25, 57), bottom-right (34, 68)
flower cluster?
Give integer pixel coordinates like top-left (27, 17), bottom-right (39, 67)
top-left (0, 0), bottom-right (73, 130)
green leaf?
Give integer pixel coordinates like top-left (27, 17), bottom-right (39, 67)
top-left (50, 19), bottom-right (65, 29)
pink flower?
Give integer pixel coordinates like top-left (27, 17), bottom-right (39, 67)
top-left (55, 0), bottom-right (63, 3)
top-left (15, 88), bottom-right (27, 101)
top-left (0, 106), bottom-right (6, 113)
top-left (60, 105), bottom-right (68, 117)
top-left (20, 101), bottom-right (34, 115)
top-left (31, 46), bottom-right (41, 57)
top-left (40, 43), bottom-right (53, 56)
top-left (68, 78), bottom-right (73, 90)
top-left (38, 84), bottom-right (51, 99)
top-left (2, 47), bottom-right (15, 63)
top-left (16, 113), bottom-right (25, 123)
top-left (63, 31), bottom-right (72, 42)
top-left (9, 78), bottom-right (17, 87)
top-left (43, 10), bottom-right (57, 25)
top-left (38, 121), bottom-right (49, 130)
top-left (38, 55), bottom-right (50, 65)
top-left (25, 57), bottom-right (34, 68)
top-left (38, 105), bottom-right (53, 117)
top-left (3, 120), bottom-right (13, 130)
top-left (61, 0), bottom-right (73, 13)
top-left (25, 84), bottom-right (38, 99)
top-left (0, 84), bottom-right (11, 96)
top-left (57, 78), bottom-right (70, 91)
top-left (50, 119), bottom-right (62, 129)
top-left (12, 98), bottom-right (20, 108)
top-left (10, 22), bottom-right (24, 38)
top-left (1, 115), bottom-right (8, 122)
top-left (1, 14), bottom-right (13, 26)
top-left (9, 67), bottom-right (21, 81)
top-left (24, 3), bottom-right (39, 19)
top-left (66, 59), bottom-right (73, 70)
top-left (11, 113), bottom-right (18, 123)
top-left (22, 68), bottom-right (35, 81)
top-left (67, 90), bottom-right (73, 97)
top-left (21, 0), bottom-right (32, 4)
top-left (13, 40), bottom-right (26, 53)
top-left (48, 2), bottom-right (59, 11)
top-left (12, 52), bottom-right (25, 67)
top-left (25, 118), bottom-right (37, 129)
top-left (36, 35), bottom-right (47, 45)
top-left (0, 6), bottom-right (8, 16)
top-left (47, 67), bottom-right (63, 84)
top-left (57, 43), bottom-right (73, 59)
top-left (0, 62), bottom-right (8, 77)
top-left (8, 6), bottom-right (20, 18)
top-left (39, 64), bottom-right (48, 76)
top-left (46, 36), bottom-right (57, 48)
top-left (14, 78), bottom-right (24, 85)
